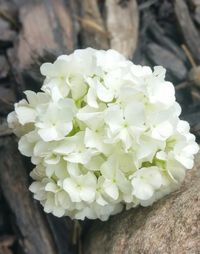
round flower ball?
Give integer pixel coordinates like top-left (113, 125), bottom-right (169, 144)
top-left (7, 48), bottom-right (199, 221)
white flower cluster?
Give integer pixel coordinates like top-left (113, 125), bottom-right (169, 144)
top-left (7, 48), bottom-right (199, 221)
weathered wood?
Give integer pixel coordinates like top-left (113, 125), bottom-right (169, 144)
top-left (148, 18), bottom-right (187, 63)
top-left (189, 66), bottom-right (200, 88)
top-left (0, 18), bottom-right (16, 43)
top-left (0, 137), bottom-right (57, 254)
top-left (83, 154), bottom-right (200, 254)
top-left (79, 0), bottom-right (109, 49)
top-left (0, 87), bottom-right (15, 115)
top-left (188, 0), bottom-right (200, 7)
top-left (146, 42), bottom-right (187, 81)
top-left (0, 235), bottom-right (15, 248)
top-left (15, 0), bottom-right (76, 68)
top-left (175, 0), bottom-right (200, 63)
top-left (0, 55), bottom-right (9, 78)
top-left (47, 215), bottom-right (76, 254)
top-left (105, 0), bottom-right (139, 59)
top-left (194, 6), bottom-right (200, 26)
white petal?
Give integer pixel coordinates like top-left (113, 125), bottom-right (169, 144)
top-left (44, 154), bottom-right (60, 165)
top-left (64, 150), bottom-right (93, 164)
top-left (55, 122), bottom-right (73, 138)
top-left (53, 207), bottom-right (65, 217)
top-left (18, 135), bottom-right (34, 157)
top-left (38, 127), bottom-right (58, 141)
top-left (96, 83), bottom-right (114, 102)
top-left (167, 165), bottom-right (185, 183)
top-left (16, 106), bottom-right (37, 124)
top-left (103, 179), bottom-right (119, 200)
top-left (124, 101), bottom-right (145, 127)
top-left (29, 182), bottom-right (43, 193)
top-left (54, 139), bottom-right (76, 155)
top-left (40, 63), bottom-right (55, 76)
top-left (152, 121), bottom-right (173, 140)
top-left (96, 193), bottom-right (108, 206)
top-left (104, 105), bottom-right (123, 130)
top-left (84, 128), bottom-right (108, 153)
top-left (175, 155), bottom-right (194, 169)
top-left (87, 88), bottom-right (98, 108)
top-left (45, 182), bottom-right (58, 193)
top-left (63, 178), bottom-right (81, 202)
top-left (80, 187), bottom-right (95, 202)
top-left (132, 179), bottom-right (154, 200)
top-left (183, 143), bottom-right (199, 155)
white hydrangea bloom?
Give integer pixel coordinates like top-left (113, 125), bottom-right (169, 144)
top-left (7, 48), bottom-right (199, 221)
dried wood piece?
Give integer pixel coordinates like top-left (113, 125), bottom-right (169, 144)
top-left (191, 86), bottom-right (200, 103)
top-left (0, 0), bottom-right (18, 21)
top-left (16, 0), bottom-right (76, 68)
top-left (0, 247), bottom-right (12, 254)
top-left (83, 154), bottom-right (200, 254)
top-left (183, 111), bottom-right (200, 128)
top-left (148, 18), bottom-right (187, 63)
top-left (0, 87), bottom-right (15, 115)
top-left (105, 0), bottom-right (139, 59)
top-left (138, 0), bottom-right (158, 10)
top-left (188, 0), bottom-right (200, 7)
top-left (175, 0), bottom-right (200, 63)
top-left (0, 235), bottom-right (16, 248)
top-left (0, 18), bottom-right (16, 50)
top-left (0, 118), bottom-right (12, 136)
top-left (47, 215), bottom-right (76, 254)
top-left (0, 55), bottom-right (9, 79)
top-left (0, 195), bottom-right (11, 234)
top-left (0, 18), bottom-right (16, 41)
top-left (80, 0), bottom-right (109, 49)
top-left (194, 6), bottom-right (200, 25)
top-left (0, 137), bottom-right (57, 254)
top-left (146, 43), bottom-right (187, 81)
top-left (189, 66), bottom-right (200, 87)
top-left (0, 235), bottom-right (15, 254)
top-left (192, 122), bottom-right (200, 141)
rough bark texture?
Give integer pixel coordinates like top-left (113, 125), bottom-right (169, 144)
top-left (105, 0), bottom-right (139, 59)
top-left (175, 0), bottom-right (200, 63)
top-left (16, 0), bottom-right (76, 68)
top-left (80, 0), bottom-right (109, 49)
top-left (83, 154), bottom-right (200, 254)
top-left (0, 137), bottom-right (58, 254)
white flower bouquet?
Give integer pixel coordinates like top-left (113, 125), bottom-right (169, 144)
top-left (7, 48), bottom-right (199, 221)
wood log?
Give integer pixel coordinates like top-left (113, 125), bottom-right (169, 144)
top-left (79, 0), bottom-right (109, 49)
top-left (0, 137), bottom-right (57, 254)
top-left (0, 86), bottom-right (15, 115)
top-left (0, 18), bottom-right (16, 48)
top-left (15, 0), bottom-right (76, 69)
top-left (83, 154), bottom-right (200, 254)
top-left (175, 0), bottom-right (200, 63)
top-left (46, 215), bottom-right (76, 254)
top-left (0, 235), bottom-right (16, 254)
top-left (105, 0), bottom-right (139, 59)
top-left (148, 17), bottom-right (187, 63)
top-left (0, 55), bottom-right (9, 79)
top-left (146, 42), bottom-right (187, 81)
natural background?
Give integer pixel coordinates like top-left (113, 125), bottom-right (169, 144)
top-left (0, 0), bottom-right (200, 253)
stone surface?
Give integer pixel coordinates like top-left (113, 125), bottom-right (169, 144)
top-left (83, 154), bottom-right (200, 254)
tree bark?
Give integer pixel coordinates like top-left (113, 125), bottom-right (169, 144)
top-left (0, 137), bottom-right (58, 254)
top-left (83, 154), bottom-right (200, 254)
